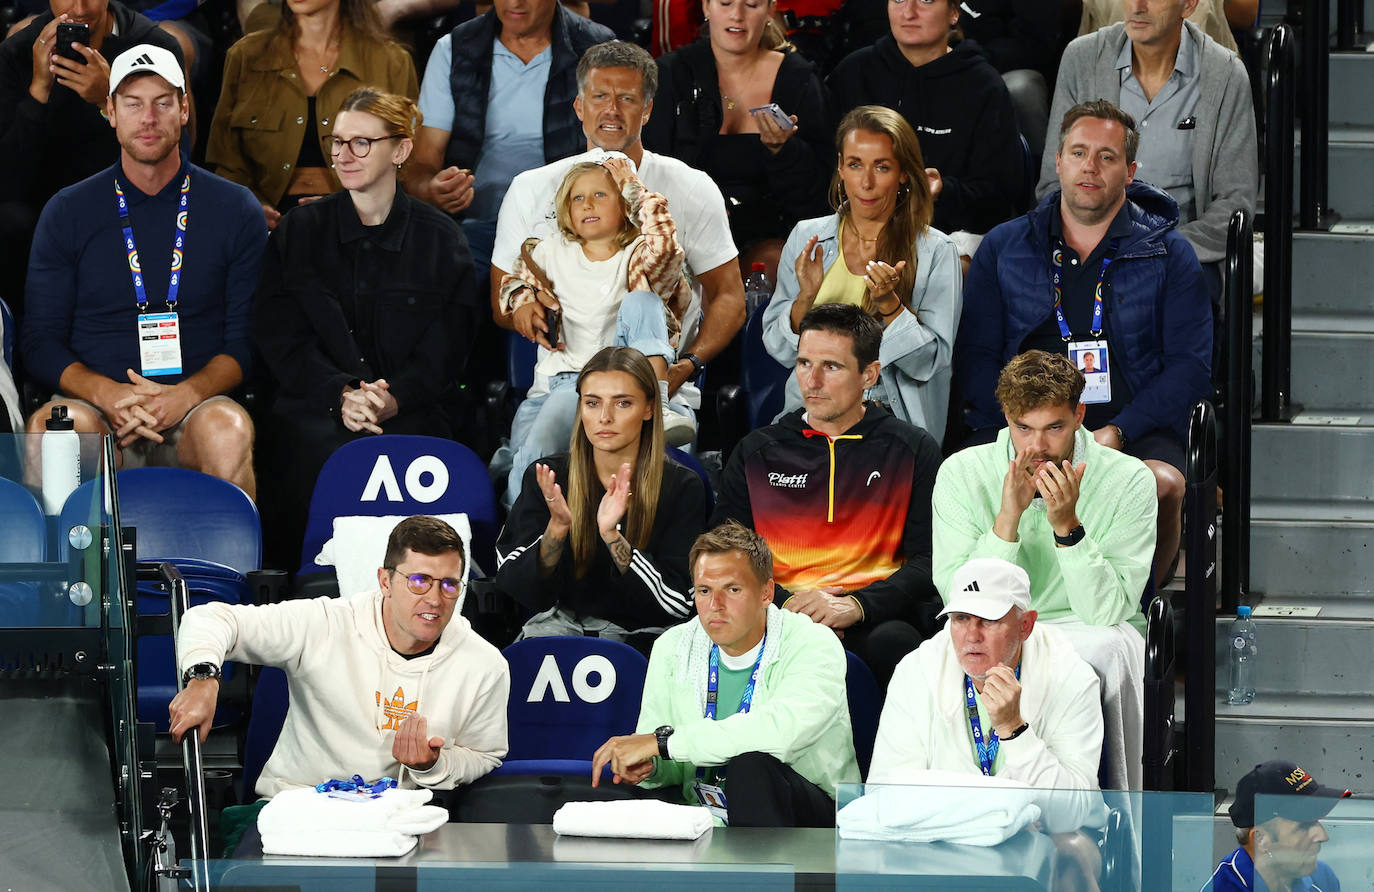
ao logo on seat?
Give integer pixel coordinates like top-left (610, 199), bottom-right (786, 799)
top-left (526, 655), bottom-right (617, 704)
top-left (360, 455), bottom-right (449, 503)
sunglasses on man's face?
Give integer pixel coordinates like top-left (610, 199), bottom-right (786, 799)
top-left (387, 568), bottom-right (461, 599)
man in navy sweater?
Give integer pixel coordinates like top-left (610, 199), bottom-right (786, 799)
top-left (22, 45), bottom-right (264, 498)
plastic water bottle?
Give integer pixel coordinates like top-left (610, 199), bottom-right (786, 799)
top-left (1227, 606), bottom-right (1258, 705)
top-left (744, 262), bottom-right (773, 316)
top-left (41, 404), bottom-right (80, 515)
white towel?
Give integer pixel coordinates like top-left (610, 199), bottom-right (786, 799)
top-left (260, 829), bottom-right (419, 858)
top-left (258, 787), bottom-right (446, 836)
top-left (838, 773), bottom-right (1042, 846)
top-left (552, 800), bottom-right (713, 840)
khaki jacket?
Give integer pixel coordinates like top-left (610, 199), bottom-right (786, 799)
top-left (207, 26), bottom-right (418, 206)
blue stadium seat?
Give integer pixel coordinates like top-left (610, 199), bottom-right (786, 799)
top-left (298, 435), bottom-right (499, 581)
top-left (241, 667), bottom-right (288, 801)
top-left (60, 468), bottom-right (260, 729)
top-left (666, 445), bottom-right (714, 521)
top-left (0, 477), bottom-right (45, 626)
top-left (845, 650), bottom-right (882, 779)
top-left (741, 300), bottom-right (791, 429)
top-left (494, 636), bottom-right (648, 779)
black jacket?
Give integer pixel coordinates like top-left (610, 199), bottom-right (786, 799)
top-left (0, 3), bottom-right (184, 209)
top-left (252, 190), bottom-right (478, 421)
top-left (957, 0), bottom-right (1060, 78)
top-left (712, 403), bottom-right (943, 634)
top-left (441, 6), bottom-right (613, 188)
top-left (643, 39), bottom-right (832, 243)
top-left (495, 454), bottom-right (706, 631)
top-left (828, 38), bottom-right (1023, 235)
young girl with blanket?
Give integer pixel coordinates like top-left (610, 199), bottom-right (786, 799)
top-left (498, 156), bottom-right (693, 504)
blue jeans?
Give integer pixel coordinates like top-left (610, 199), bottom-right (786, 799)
top-left (504, 291), bottom-right (689, 505)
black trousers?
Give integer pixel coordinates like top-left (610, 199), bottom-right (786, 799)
top-left (842, 619), bottom-right (923, 692)
top-left (725, 752), bottom-right (835, 828)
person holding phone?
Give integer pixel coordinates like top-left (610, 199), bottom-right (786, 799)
top-left (643, 0), bottom-right (831, 282)
top-left (251, 88), bottom-right (477, 569)
top-left (0, 0), bottom-right (185, 316)
top-left (496, 156), bottom-right (693, 506)
top-left (207, 0), bottom-right (417, 230)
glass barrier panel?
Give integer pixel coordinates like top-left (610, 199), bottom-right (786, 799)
top-left (1246, 794), bottom-right (1374, 891)
top-left (835, 782), bottom-right (1216, 891)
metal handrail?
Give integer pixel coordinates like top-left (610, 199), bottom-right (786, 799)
top-left (1336, 0), bottom-right (1364, 62)
top-left (159, 560), bottom-right (211, 891)
top-left (1297, 0), bottom-right (1330, 229)
top-left (1262, 25), bottom-right (1296, 421)
top-left (1183, 401), bottom-right (1218, 794)
top-left (1221, 209), bottom-right (1253, 615)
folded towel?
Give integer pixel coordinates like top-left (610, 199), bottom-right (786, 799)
top-left (258, 787), bottom-right (445, 836)
top-left (260, 829), bottom-right (419, 858)
top-left (552, 800), bottom-right (712, 840)
top-left (838, 772), bottom-right (1041, 846)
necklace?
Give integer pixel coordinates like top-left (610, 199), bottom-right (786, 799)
top-left (721, 92), bottom-right (736, 110)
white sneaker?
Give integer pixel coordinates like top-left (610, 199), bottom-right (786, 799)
top-left (662, 408), bottom-right (696, 447)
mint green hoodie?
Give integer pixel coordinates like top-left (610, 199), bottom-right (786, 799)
top-left (636, 605), bottom-right (861, 803)
top-left (932, 427), bottom-right (1157, 634)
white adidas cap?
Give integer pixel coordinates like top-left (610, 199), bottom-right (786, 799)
top-left (938, 558), bottom-right (1032, 621)
top-left (109, 44), bottom-right (185, 96)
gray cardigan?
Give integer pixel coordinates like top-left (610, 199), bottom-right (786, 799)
top-left (761, 214), bottom-right (963, 442)
top-left (1035, 21), bottom-right (1256, 264)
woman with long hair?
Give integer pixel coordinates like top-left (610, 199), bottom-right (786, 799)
top-left (496, 346), bottom-right (706, 652)
top-left (208, 0), bottom-right (417, 229)
top-left (761, 105), bottom-right (962, 442)
top-left (252, 88), bottom-right (476, 571)
top-left (827, 0), bottom-right (1023, 243)
top-left (643, 0), bottom-right (831, 281)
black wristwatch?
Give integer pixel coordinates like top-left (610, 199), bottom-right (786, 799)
top-left (182, 662), bottom-right (222, 685)
top-left (1001, 722), bottom-right (1030, 741)
top-left (679, 352), bottom-right (705, 379)
top-left (655, 724), bottom-right (674, 760)
top-left (1054, 524), bottom-right (1086, 547)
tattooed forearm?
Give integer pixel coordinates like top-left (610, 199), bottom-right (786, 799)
top-left (605, 533), bottom-right (632, 574)
top-left (539, 530), bottom-right (566, 576)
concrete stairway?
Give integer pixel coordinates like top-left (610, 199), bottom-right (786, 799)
top-left (1214, 40), bottom-right (1374, 793)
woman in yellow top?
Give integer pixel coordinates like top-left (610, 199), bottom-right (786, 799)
top-left (207, 0), bottom-right (417, 229)
top-left (760, 105), bottom-right (963, 443)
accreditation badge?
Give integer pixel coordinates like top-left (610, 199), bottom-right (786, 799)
top-left (692, 781), bottom-right (730, 824)
top-left (137, 312), bottom-right (183, 377)
top-left (1068, 339), bottom-right (1110, 404)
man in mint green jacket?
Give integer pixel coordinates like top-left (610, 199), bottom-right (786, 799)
top-left (592, 521), bottom-right (860, 826)
top-left (932, 350), bottom-right (1155, 789)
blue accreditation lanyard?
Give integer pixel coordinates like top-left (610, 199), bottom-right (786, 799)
top-left (964, 665), bottom-right (1021, 777)
top-left (1050, 239), bottom-right (1115, 341)
top-left (116, 173), bottom-right (190, 312)
top-left (703, 636), bottom-right (765, 720)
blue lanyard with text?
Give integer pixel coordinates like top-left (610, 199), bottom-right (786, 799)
top-left (703, 636), bottom-right (765, 720)
top-left (1050, 239), bottom-right (1115, 341)
top-left (115, 173), bottom-right (190, 312)
top-left (965, 664), bottom-right (1021, 776)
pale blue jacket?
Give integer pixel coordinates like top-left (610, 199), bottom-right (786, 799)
top-left (761, 214), bottom-right (963, 443)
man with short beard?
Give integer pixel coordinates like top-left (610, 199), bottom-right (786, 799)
top-left (22, 45), bottom-right (263, 497)
top-left (933, 349), bottom-right (1155, 788)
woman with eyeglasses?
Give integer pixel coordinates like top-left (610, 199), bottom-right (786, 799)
top-left (495, 346), bottom-right (706, 654)
top-left (252, 87), bottom-right (478, 570)
top-left (208, 0), bottom-right (417, 230)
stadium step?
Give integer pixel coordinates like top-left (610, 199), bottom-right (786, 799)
top-left (1291, 232), bottom-right (1374, 313)
top-left (1330, 52), bottom-right (1374, 129)
top-left (1248, 422), bottom-right (1374, 505)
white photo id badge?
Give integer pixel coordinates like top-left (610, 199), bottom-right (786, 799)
top-left (1069, 340), bottom-right (1110, 404)
top-left (693, 781), bottom-right (730, 823)
top-left (138, 312), bottom-right (183, 377)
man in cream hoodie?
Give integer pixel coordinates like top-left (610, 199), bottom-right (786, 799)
top-left (169, 515), bottom-right (509, 797)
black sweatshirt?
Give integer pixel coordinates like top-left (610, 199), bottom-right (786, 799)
top-left (828, 37), bottom-right (1024, 236)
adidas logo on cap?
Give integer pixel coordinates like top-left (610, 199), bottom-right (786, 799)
top-left (132, 53), bottom-right (155, 66)
top-left (963, 581), bottom-right (981, 592)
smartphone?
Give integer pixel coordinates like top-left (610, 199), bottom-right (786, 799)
top-left (748, 103), bottom-right (796, 131)
top-left (542, 306), bottom-right (562, 348)
top-left (56, 22), bottom-right (89, 64)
